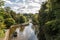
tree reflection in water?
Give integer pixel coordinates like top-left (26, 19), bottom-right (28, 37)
top-left (15, 23), bottom-right (38, 40)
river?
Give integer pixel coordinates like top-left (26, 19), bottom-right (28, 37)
top-left (11, 23), bottom-right (38, 40)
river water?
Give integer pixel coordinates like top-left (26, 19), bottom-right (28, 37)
top-left (12, 23), bottom-right (38, 40)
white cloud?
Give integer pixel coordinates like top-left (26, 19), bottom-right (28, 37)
top-left (3, 0), bottom-right (6, 1)
top-left (13, 7), bottom-right (19, 9)
top-left (29, 3), bottom-right (39, 6)
top-left (5, 0), bottom-right (13, 4)
top-left (4, 0), bottom-right (46, 13)
top-left (34, 0), bottom-right (40, 2)
top-left (15, 0), bottom-right (20, 2)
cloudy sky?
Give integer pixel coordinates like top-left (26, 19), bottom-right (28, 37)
top-left (4, 0), bottom-right (46, 14)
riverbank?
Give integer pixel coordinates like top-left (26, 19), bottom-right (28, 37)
top-left (2, 21), bottom-right (30, 40)
top-left (11, 23), bottom-right (38, 40)
top-left (0, 38), bottom-right (4, 40)
top-left (3, 23), bottom-right (38, 40)
top-left (32, 25), bottom-right (39, 35)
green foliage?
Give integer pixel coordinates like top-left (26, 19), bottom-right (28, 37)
top-left (0, 16), bottom-right (6, 29)
top-left (32, 14), bottom-right (39, 25)
top-left (0, 16), bottom-right (5, 38)
top-left (3, 13), bottom-right (11, 19)
top-left (4, 7), bottom-right (11, 13)
top-left (0, 0), bottom-right (29, 38)
top-left (0, 29), bottom-right (5, 38)
top-left (0, 16), bottom-right (4, 23)
top-left (4, 18), bottom-right (15, 29)
top-left (38, 0), bottom-right (60, 40)
top-left (0, 0), bottom-right (5, 37)
top-left (4, 7), bottom-right (12, 18)
top-left (10, 10), bottom-right (16, 19)
top-left (44, 20), bottom-right (60, 36)
top-left (17, 15), bottom-right (26, 24)
top-left (37, 2), bottom-right (48, 40)
top-left (0, 0), bottom-right (4, 7)
top-left (0, 8), bottom-right (5, 16)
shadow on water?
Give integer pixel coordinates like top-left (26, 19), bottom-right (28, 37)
top-left (15, 23), bottom-right (38, 40)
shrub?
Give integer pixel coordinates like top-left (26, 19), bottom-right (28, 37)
top-left (44, 20), bottom-right (60, 36)
top-left (0, 16), bottom-right (4, 23)
top-left (16, 15), bottom-right (26, 24)
top-left (4, 18), bottom-right (15, 29)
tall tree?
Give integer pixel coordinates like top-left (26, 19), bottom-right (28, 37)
top-left (38, 2), bottom-right (48, 40)
top-left (10, 10), bottom-right (16, 20)
top-left (4, 7), bottom-right (12, 18)
top-left (38, 0), bottom-right (60, 40)
top-left (0, 0), bottom-right (4, 7)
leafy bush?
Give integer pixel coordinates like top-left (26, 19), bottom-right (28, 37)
top-left (44, 20), bottom-right (60, 36)
top-left (16, 15), bottom-right (26, 24)
top-left (32, 14), bottom-right (39, 25)
top-left (4, 18), bottom-right (15, 29)
top-left (19, 16), bottom-right (26, 24)
top-left (0, 16), bottom-right (4, 23)
top-left (0, 29), bottom-right (5, 37)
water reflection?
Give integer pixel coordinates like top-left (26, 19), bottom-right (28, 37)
top-left (15, 23), bottom-right (38, 40)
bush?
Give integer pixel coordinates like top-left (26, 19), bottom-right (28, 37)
top-left (0, 16), bottom-right (4, 23)
top-left (0, 29), bottom-right (5, 38)
top-left (32, 14), bottom-right (39, 25)
top-left (0, 16), bottom-right (6, 29)
top-left (4, 18), bottom-right (15, 29)
top-left (44, 20), bottom-right (60, 36)
top-left (16, 15), bottom-right (26, 24)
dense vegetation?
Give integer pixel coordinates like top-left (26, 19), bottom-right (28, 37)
top-left (32, 13), bottom-right (39, 25)
top-left (0, 0), bottom-right (60, 40)
top-left (38, 0), bottom-right (60, 40)
top-left (0, 0), bottom-right (28, 37)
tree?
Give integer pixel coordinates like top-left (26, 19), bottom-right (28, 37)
top-left (4, 7), bottom-right (12, 18)
top-left (4, 7), bottom-right (11, 13)
top-left (32, 13), bottom-right (39, 25)
top-left (0, 16), bottom-right (6, 29)
top-left (17, 15), bottom-right (26, 24)
top-left (44, 0), bottom-right (60, 40)
top-left (0, 0), bottom-right (4, 7)
top-left (38, 0), bottom-right (60, 40)
top-left (0, 0), bottom-right (6, 29)
top-left (38, 2), bottom-right (48, 40)
top-left (4, 18), bottom-right (15, 29)
top-left (0, 16), bottom-right (4, 23)
top-left (10, 10), bottom-right (16, 20)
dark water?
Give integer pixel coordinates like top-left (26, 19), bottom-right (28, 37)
top-left (14, 23), bottom-right (38, 40)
